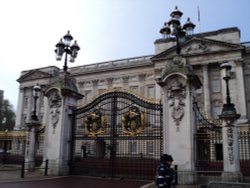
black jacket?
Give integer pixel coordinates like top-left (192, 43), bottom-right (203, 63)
top-left (155, 162), bottom-right (176, 188)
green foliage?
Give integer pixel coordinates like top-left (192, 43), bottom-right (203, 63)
top-left (0, 99), bottom-right (16, 131)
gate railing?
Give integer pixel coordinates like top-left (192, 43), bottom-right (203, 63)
top-left (193, 102), bottom-right (250, 177)
top-left (71, 90), bottom-right (163, 180)
top-left (0, 131), bottom-right (26, 164)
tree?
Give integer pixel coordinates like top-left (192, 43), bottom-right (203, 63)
top-left (0, 99), bottom-right (16, 131)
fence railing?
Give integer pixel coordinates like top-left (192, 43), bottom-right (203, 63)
top-left (20, 159), bottom-right (49, 178)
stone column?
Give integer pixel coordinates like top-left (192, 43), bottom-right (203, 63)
top-left (234, 60), bottom-right (248, 123)
top-left (219, 109), bottom-right (242, 182)
top-left (155, 56), bottom-right (202, 185)
top-left (221, 123), bottom-right (242, 181)
top-left (107, 78), bottom-right (114, 88)
top-left (219, 62), bottom-right (242, 181)
top-left (203, 64), bottom-right (211, 117)
top-left (92, 80), bottom-right (99, 95)
top-left (25, 120), bottom-right (41, 171)
top-left (138, 74), bottom-right (146, 96)
top-left (159, 74), bottom-right (200, 184)
top-left (122, 76), bottom-right (129, 88)
top-left (44, 72), bottom-right (83, 175)
top-left (15, 88), bottom-right (24, 130)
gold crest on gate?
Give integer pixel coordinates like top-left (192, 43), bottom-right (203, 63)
top-left (122, 106), bottom-right (145, 136)
top-left (85, 109), bottom-right (107, 137)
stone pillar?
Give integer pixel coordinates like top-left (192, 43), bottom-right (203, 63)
top-left (92, 80), bottom-right (99, 96)
top-left (203, 64), bottom-right (211, 117)
top-left (234, 60), bottom-right (248, 123)
top-left (44, 72), bottom-right (83, 175)
top-left (219, 62), bottom-right (242, 181)
top-left (221, 123), bottom-right (242, 181)
top-left (138, 74), bottom-right (146, 96)
top-left (107, 78), bottom-right (114, 88)
top-left (15, 88), bottom-right (24, 130)
top-left (219, 107), bottom-right (242, 181)
top-left (25, 120), bottom-right (41, 171)
top-left (122, 76), bottom-right (129, 88)
top-left (155, 56), bottom-right (202, 184)
top-left (162, 75), bottom-right (198, 184)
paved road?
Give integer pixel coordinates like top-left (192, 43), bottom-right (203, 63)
top-left (0, 176), bottom-right (150, 188)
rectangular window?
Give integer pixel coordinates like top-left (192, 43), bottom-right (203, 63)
top-left (24, 97), bottom-right (29, 108)
top-left (147, 86), bottom-right (155, 98)
top-left (212, 106), bottom-right (221, 119)
top-left (129, 142), bottom-right (137, 154)
top-left (147, 141), bottom-right (154, 154)
top-left (211, 79), bottom-right (221, 93)
top-left (84, 91), bottom-right (91, 102)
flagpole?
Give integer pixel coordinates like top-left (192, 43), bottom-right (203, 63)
top-left (198, 6), bottom-right (201, 33)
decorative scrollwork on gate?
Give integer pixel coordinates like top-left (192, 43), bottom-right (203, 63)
top-left (84, 109), bottom-right (107, 137)
top-left (122, 106), bottom-right (145, 136)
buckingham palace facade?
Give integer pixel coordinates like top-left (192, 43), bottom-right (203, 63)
top-left (15, 27), bottom-right (250, 130)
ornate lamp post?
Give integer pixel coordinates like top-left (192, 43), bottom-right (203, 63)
top-left (55, 31), bottom-right (80, 71)
top-left (219, 62), bottom-right (240, 123)
top-left (25, 84), bottom-right (41, 171)
top-left (160, 6), bottom-right (195, 54)
top-left (219, 62), bottom-right (242, 181)
top-left (31, 84), bottom-right (41, 121)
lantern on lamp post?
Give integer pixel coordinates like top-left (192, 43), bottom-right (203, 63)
top-left (55, 31), bottom-right (80, 71)
top-left (31, 84), bottom-right (41, 121)
top-left (160, 6), bottom-right (195, 54)
top-left (219, 62), bottom-right (242, 181)
top-left (219, 62), bottom-right (240, 124)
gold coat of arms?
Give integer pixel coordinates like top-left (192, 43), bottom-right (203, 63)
top-left (84, 109), bottom-right (107, 137)
top-left (122, 106), bottom-right (145, 136)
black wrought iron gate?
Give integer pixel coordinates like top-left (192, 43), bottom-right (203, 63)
top-left (71, 90), bottom-right (163, 180)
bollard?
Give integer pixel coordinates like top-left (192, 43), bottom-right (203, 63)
top-left (174, 165), bottom-right (178, 185)
top-left (21, 160), bottom-right (25, 178)
top-left (44, 159), bottom-right (48, 176)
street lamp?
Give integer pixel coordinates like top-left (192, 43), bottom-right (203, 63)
top-left (160, 6), bottom-right (196, 54)
top-left (31, 84), bottom-right (41, 121)
top-left (55, 31), bottom-right (80, 71)
top-left (219, 62), bottom-right (240, 125)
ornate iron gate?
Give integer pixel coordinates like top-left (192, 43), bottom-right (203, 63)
top-left (71, 90), bottom-right (163, 180)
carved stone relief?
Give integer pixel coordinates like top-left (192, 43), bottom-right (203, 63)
top-left (227, 127), bottom-right (234, 164)
top-left (49, 89), bottom-right (61, 134)
top-left (167, 78), bottom-right (187, 131)
top-left (184, 41), bottom-right (209, 54)
top-left (161, 56), bottom-right (187, 78)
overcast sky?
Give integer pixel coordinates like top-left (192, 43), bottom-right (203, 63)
top-left (0, 0), bottom-right (250, 111)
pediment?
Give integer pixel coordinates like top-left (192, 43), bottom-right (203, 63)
top-left (152, 37), bottom-right (244, 61)
top-left (17, 69), bottom-right (52, 82)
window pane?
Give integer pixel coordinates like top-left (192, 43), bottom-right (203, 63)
top-left (211, 80), bottom-right (220, 93)
top-left (147, 86), bottom-right (155, 98)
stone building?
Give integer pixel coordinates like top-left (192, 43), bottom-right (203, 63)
top-left (15, 27), bottom-right (250, 130)
top-left (12, 9), bottom-right (250, 182)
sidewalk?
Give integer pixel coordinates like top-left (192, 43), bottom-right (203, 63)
top-left (0, 166), bottom-right (201, 188)
top-left (141, 182), bottom-right (201, 188)
top-left (0, 176), bottom-right (201, 188)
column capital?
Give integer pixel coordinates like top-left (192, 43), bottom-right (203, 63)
top-left (234, 59), bottom-right (244, 67)
top-left (138, 74), bottom-right (147, 82)
top-left (92, 80), bottom-right (99, 87)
